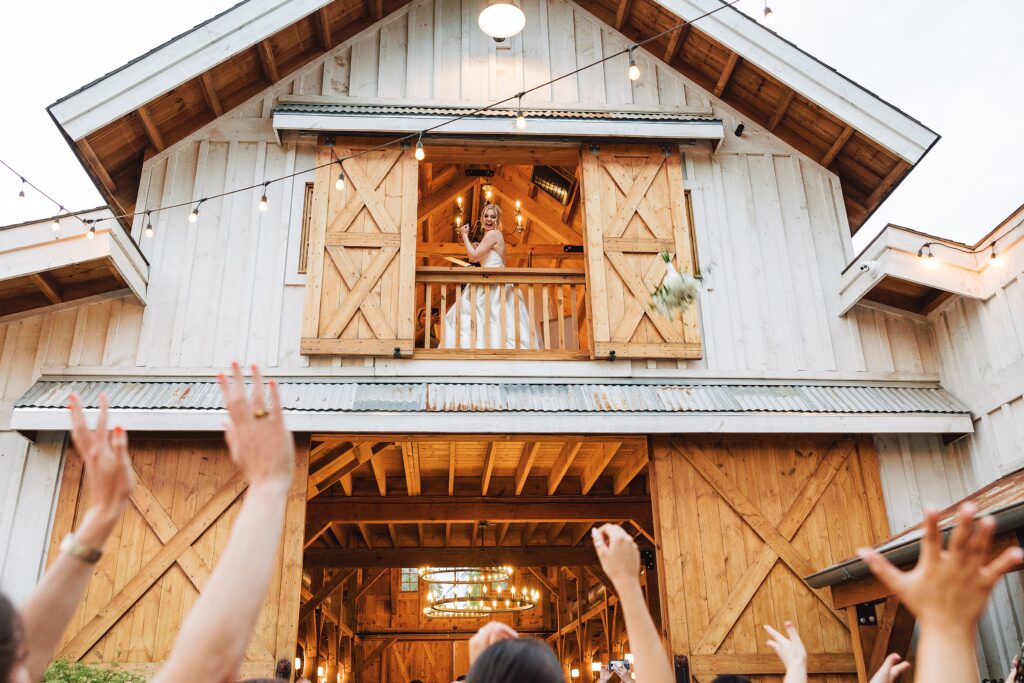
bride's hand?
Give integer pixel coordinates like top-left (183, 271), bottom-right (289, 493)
top-left (459, 225), bottom-right (469, 238)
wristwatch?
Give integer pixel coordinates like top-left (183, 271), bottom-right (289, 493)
top-left (60, 533), bottom-right (103, 564)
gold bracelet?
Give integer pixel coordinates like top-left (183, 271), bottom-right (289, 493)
top-left (60, 533), bottom-right (103, 564)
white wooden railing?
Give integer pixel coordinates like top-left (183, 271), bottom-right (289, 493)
top-left (415, 267), bottom-right (588, 358)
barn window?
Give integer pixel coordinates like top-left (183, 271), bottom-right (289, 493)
top-left (401, 567), bottom-right (419, 592)
top-left (297, 182), bottom-right (314, 273)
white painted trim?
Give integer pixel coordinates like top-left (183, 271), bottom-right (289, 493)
top-left (272, 111), bottom-right (726, 139)
top-left (11, 407), bottom-right (973, 435)
top-left (651, 0), bottom-right (937, 163)
top-left (50, 0), bottom-right (334, 140)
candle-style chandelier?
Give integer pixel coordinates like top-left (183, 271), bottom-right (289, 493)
top-left (417, 566), bottom-right (513, 584)
top-left (418, 566), bottom-right (541, 618)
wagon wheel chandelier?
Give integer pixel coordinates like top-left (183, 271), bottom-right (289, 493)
top-left (424, 585), bottom-right (542, 618)
top-left (417, 566), bottom-right (513, 584)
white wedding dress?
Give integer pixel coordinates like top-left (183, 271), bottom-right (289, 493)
top-left (442, 250), bottom-right (537, 350)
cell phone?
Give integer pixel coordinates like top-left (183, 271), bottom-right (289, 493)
top-left (609, 659), bottom-right (630, 672)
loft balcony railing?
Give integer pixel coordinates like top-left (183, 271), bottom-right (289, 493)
top-left (414, 267), bottom-right (589, 359)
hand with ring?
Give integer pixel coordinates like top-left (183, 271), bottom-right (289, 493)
top-left (217, 362), bottom-right (294, 490)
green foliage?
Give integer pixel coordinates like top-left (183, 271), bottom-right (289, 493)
top-left (43, 661), bottom-right (146, 683)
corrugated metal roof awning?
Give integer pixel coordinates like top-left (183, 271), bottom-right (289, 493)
top-left (12, 378), bottom-right (972, 436)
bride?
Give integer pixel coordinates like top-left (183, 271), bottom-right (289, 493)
top-left (442, 203), bottom-right (537, 349)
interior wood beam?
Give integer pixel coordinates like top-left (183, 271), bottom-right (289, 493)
top-left (369, 449), bottom-right (387, 496)
top-left (354, 568), bottom-right (389, 601)
top-left (821, 125), bottom-right (854, 167)
top-left (613, 0), bottom-right (633, 29)
top-left (864, 160), bottom-right (911, 209)
top-left (305, 546), bottom-right (609, 568)
top-left (522, 522), bottom-right (539, 546)
top-left (357, 523), bottom-right (374, 549)
top-left (366, 0), bottom-right (384, 20)
top-left (417, 175), bottom-right (478, 224)
top-left (514, 442), bottom-right (541, 495)
top-left (548, 442), bottom-right (583, 495)
top-left (613, 449), bottom-right (648, 494)
top-left (496, 522), bottom-right (510, 546)
top-left (767, 89), bottom-right (796, 132)
top-left (580, 442), bottom-right (621, 495)
top-left (257, 39), bottom-right (280, 84)
top-left (447, 443), bottom-right (456, 496)
top-left (545, 594), bottom-right (619, 642)
top-left (362, 636), bottom-right (396, 664)
top-left (77, 139), bottom-right (118, 193)
top-left (481, 442), bottom-right (497, 495)
top-left (136, 105), bottom-right (166, 152)
top-left (314, 8), bottom-right (333, 51)
top-left (199, 72), bottom-right (223, 117)
top-left (401, 442), bottom-right (421, 496)
top-left (387, 523), bottom-right (399, 547)
top-left (663, 24), bottom-right (690, 63)
top-left (491, 176), bottom-right (582, 240)
top-left (304, 521), bottom-right (333, 550)
top-left (308, 443), bottom-right (358, 499)
top-left (526, 567), bottom-right (560, 600)
top-left (301, 569), bottom-right (356, 621)
top-left (309, 496), bottom-right (650, 524)
top-left (444, 522), bottom-right (451, 547)
top-left (547, 521), bottom-right (567, 545)
top-left (713, 51), bottom-right (740, 98)
top-left (29, 272), bottom-right (63, 304)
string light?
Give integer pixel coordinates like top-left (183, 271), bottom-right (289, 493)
top-left (515, 95), bottom-right (527, 130)
top-left (335, 161), bottom-right (345, 191)
top-left (51, 214), bottom-right (61, 232)
top-left (258, 182), bottom-right (269, 212)
top-left (763, 2), bottom-right (775, 27)
top-left (86, 224), bottom-right (96, 240)
top-left (144, 211), bottom-right (154, 238)
top-left (0, 0), bottom-right (738, 231)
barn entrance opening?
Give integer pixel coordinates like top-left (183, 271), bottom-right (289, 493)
top-left (299, 434), bottom-right (656, 682)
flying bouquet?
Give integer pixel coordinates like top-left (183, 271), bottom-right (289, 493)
top-left (650, 252), bottom-right (699, 320)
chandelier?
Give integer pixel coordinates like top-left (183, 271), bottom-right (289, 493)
top-left (418, 566), bottom-right (541, 618)
top-left (417, 566), bottom-right (513, 584)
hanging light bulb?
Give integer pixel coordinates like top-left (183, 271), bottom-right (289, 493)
top-left (628, 49), bottom-right (640, 81)
top-left (335, 160), bottom-right (346, 190)
top-left (87, 224), bottom-right (96, 240)
top-left (514, 97), bottom-right (527, 130)
top-left (259, 183), bottom-right (269, 212)
top-left (51, 215), bottom-right (60, 232)
top-left (990, 243), bottom-right (1001, 267)
top-left (18, 178), bottom-right (26, 200)
top-left (189, 201), bottom-right (201, 223)
top-left (317, 666), bottom-right (324, 677)
top-left (144, 212), bottom-right (154, 238)
top-left (415, 134), bottom-right (425, 161)
top-left (763, 3), bottom-right (775, 27)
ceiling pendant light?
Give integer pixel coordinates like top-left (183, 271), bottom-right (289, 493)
top-left (144, 212), bottom-right (154, 238)
top-left (414, 134), bottom-right (425, 161)
top-left (478, 0), bottom-right (526, 42)
top-left (335, 160), bottom-right (345, 191)
top-left (258, 182), bottom-right (270, 212)
top-left (514, 96), bottom-right (527, 130)
top-left (627, 48), bottom-right (640, 81)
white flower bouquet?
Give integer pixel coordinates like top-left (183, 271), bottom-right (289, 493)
top-left (650, 252), bottom-right (699, 320)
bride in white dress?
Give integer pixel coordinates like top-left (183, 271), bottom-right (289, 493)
top-left (442, 203), bottom-right (537, 349)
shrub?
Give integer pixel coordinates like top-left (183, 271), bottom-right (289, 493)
top-left (43, 661), bottom-right (146, 683)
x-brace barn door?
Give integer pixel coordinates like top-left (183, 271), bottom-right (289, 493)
top-left (580, 144), bottom-right (702, 359)
top-left (302, 146), bottom-right (417, 357)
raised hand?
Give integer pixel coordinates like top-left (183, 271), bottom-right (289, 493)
top-left (468, 621), bottom-right (518, 666)
top-left (858, 503), bottom-right (1023, 634)
top-left (592, 524), bottom-right (640, 590)
top-left (870, 653), bottom-right (910, 683)
top-left (764, 622), bottom-right (807, 678)
top-left (217, 362), bottom-right (294, 490)
top-left (68, 392), bottom-right (136, 539)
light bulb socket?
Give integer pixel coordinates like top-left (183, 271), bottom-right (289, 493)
top-left (259, 194), bottom-right (269, 211)
top-left (87, 225), bottom-right (96, 239)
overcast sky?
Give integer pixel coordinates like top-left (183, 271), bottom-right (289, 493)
top-left (2, 0), bottom-right (1021, 249)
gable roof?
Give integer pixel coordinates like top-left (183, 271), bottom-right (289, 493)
top-left (48, 0), bottom-right (938, 234)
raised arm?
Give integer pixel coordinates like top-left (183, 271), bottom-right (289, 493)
top-left (460, 225), bottom-right (501, 262)
top-left (859, 503), bottom-right (1023, 683)
top-left (592, 524), bottom-right (674, 683)
top-left (154, 363), bottom-right (295, 683)
top-left (16, 394), bottom-right (136, 682)
top-left (764, 622), bottom-right (807, 683)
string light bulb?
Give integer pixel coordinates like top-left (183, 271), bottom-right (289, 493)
top-left (515, 96), bottom-right (527, 130)
top-left (415, 134), bottom-right (425, 161)
top-left (763, 3), bottom-right (775, 27)
top-left (258, 183), bottom-right (269, 212)
top-left (335, 160), bottom-right (345, 190)
top-left (51, 215), bottom-right (60, 232)
top-left (188, 201), bottom-right (201, 223)
top-left (18, 178), bottom-right (26, 200)
top-left (990, 243), bottom-right (1001, 267)
top-left (627, 49), bottom-right (640, 81)
top-left (87, 224), bottom-right (96, 240)
top-left (144, 212), bottom-right (154, 238)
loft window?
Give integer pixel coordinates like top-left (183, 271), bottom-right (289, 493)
top-left (298, 182), bottom-right (314, 273)
top-left (401, 567), bottom-right (418, 592)
top-left (531, 166), bottom-right (575, 205)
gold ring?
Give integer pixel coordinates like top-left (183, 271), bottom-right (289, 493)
top-left (254, 408), bottom-right (268, 419)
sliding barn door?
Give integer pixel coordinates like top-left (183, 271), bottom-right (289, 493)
top-left (47, 436), bottom-right (309, 679)
top-left (580, 145), bottom-right (702, 359)
top-left (301, 146), bottom-right (417, 356)
top-left (649, 436), bottom-right (891, 682)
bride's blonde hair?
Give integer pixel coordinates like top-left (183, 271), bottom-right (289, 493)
top-left (481, 203), bottom-right (503, 228)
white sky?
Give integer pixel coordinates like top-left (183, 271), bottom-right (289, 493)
top-left (2, 0), bottom-right (1022, 250)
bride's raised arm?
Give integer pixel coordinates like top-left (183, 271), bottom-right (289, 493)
top-left (460, 224), bottom-right (502, 263)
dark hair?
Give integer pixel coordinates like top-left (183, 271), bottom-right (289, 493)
top-left (0, 593), bottom-right (22, 683)
top-left (466, 638), bottom-right (563, 683)
top-left (456, 677), bottom-right (467, 681)
top-left (410, 680), bottom-right (424, 683)
top-left (712, 677), bottom-right (752, 683)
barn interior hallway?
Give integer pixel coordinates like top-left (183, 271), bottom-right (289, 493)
top-left (297, 434), bottom-right (657, 682)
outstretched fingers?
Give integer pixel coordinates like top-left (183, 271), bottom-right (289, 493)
top-left (67, 393), bottom-right (92, 456)
top-left (858, 547), bottom-right (906, 594)
top-left (982, 545), bottom-right (1024, 583)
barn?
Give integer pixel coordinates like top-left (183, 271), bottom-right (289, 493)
top-left (1, 0), bottom-right (1022, 680)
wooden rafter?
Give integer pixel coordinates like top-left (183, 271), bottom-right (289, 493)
top-left (514, 442), bottom-right (541, 495)
top-left (864, 160), bottom-right (911, 208)
top-left (257, 39), bottom-right (279, 84)
top-left (366, 0), bottom-right (384, 20)
top-left (29, 272), bottom-right (63, 304)
top-left (613, 0), bottom-right (633, 29)
top-left (821, 125), bottom-right (854, 167)
top-left (387, 523), bottom-right (399, 547)
top-left (491, 176), bottom-right (582, 242)
top-left (496, 522), bottom-right (510, 546)
top-left (526, 567), bottom-right (560, 600)
top-left (613, 449), bottom-right (648, 494)
top-left (199, 72), bottom-right (223, 117)
top-left (369, 449), bottom-right (387, 496)
top-left (305, 546), bottom-right (604, 568)
top-left (314, 8), bottom-right (333, 51)
top-left (481, 442), bottom-right (497, 495)
top-left (400, 442), bottom-right (421, 496)
top-left (713, 51), bottom-right (740, 98)
top-left (547, 521), bottom-right (567, 545)
top-left (357, 523), bottom-right (374, 549)
top-left (136, 105), bottom-right (166, 152)
top-left (581, 442), bottom-right (621, 495)
top-left (301, 569), bottom-right (356, 620)
top-left (522, 522), bottom-right (538, 546)
top-left (417, 174), bottom-right (478, 223)
top-left (447, 443), bottom-right (456, 496)
top-left (309, 497), bottom-right (650, 524)
top-left (663, 23), bottom-right (690, 63)
top-left (308, 443), bottom-right (357, 499)
top-left (768, 89), bottom-right (796, 131)
top-left (548, 442), bottom-right (583, 495)
top-left (77, 138), bottom-right (118, 193)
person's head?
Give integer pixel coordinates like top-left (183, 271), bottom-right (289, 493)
top-left (466, 637), bottom-right (562, 683)
top-left (456, 676), bottom-right (467, 681)
top-left (0, 593), bottom-right (28, 683)
top-left (481, 203), bottom-right (502, 231)
top-left (712, 676), bottom-right (752, 683)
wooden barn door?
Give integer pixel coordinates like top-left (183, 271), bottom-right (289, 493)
top-left (301, 146), bottom-right (418, 357)
top-left (648, 436), bottom-right (890, 682)
top-left (580, 144), bottom-right (702, 359)
top-left (47, 436), bottom-right (309, 679)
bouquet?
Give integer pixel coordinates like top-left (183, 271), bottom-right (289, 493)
top-left (650, 252), bottom-right (699, 320)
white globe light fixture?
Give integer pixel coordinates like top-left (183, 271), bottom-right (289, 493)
top-left (478, 0), bottom-right (526, 42)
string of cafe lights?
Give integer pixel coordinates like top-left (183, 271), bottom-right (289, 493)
top-left (2, 0), bottom-right (747, 239)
